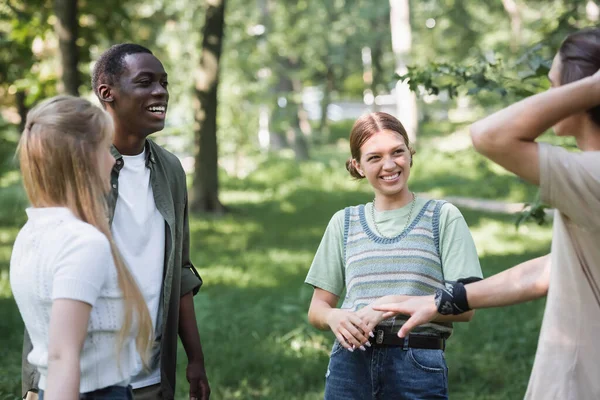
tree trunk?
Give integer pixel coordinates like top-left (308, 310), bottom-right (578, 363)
top-left (361, 46), bottom-right (377, 111)
top-left (16, 90), bottom-right (28, 133)
top-left (54, 0), bottom-right (80, 95)
top-left (281, 74), bottom-right (309, 160)
top-left (286, 111), bottom-right (310, 161)
top-left (318, 66), bottom-right (334, 142)
top-left (371, 38), bottom-right (384, 105)
top-left (191, 0), bottom-right (226, 213)
top-left (390, 0), bottom-right (417, 143)
top-left (292, 78), bottom-right (312, 139)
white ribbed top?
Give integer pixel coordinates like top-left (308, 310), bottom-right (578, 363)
top-left (10, 207), bottom-right (136, 393)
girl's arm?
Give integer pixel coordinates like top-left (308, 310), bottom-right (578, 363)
top-left (308, 288), bottom-right (372, 350)
top-left (43, 299), bottom-right (91, 400)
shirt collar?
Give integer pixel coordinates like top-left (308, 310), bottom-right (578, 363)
top-left (111, 139), bottom-right (156, 170)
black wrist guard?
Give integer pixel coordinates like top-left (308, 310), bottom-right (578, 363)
top-left (434, 277), bottom-right (481, 315)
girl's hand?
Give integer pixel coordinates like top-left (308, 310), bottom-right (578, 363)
top-left (326, 309), bottom-right (372, 351)
top-left (354, 305), bottom-right (387, 333)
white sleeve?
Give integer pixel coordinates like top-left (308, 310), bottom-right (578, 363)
top-left (539, 143), bottom-right (600, 229)
top-left (52, 227), bottom-right (112, 306)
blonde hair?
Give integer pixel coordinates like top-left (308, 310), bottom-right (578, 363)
top-left (18, 95), bottom-right (153, 367)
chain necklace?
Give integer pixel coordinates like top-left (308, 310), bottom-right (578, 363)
top-left (371, 192), bottom-right (416, 239)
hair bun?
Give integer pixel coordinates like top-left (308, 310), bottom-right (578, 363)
top-left (346, 157), bottom-right (363, 179)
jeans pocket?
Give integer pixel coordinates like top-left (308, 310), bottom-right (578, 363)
top-left (329, 339), bottom-right (344, 357)
top-left (407, 348), bottom-right (446, 373)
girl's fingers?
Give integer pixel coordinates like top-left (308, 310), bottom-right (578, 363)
top-left (339, 326), bottom-right (363, 349)
top-left (348, 314), bottom-right (371, 338)
top-left (334, 332), bottom-right (352, 350)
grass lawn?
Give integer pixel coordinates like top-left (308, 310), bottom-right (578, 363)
top-left (0, 135), bottom-right (553, 399)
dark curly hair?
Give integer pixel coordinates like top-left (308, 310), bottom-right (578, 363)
top-left (91, 43), bottom-right (153, 103)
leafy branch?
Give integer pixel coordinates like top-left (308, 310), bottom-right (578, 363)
top-left (398, 48), bottom-right (555, 226)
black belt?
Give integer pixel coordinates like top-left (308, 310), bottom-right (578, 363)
top-left (369, 329), bottom-right (445, 350)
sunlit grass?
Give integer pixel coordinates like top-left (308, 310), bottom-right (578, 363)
top-left (470, 216), bottom-right (552, 257)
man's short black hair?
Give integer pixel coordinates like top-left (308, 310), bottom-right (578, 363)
top-left (91, 43), bottom-right (153, 101)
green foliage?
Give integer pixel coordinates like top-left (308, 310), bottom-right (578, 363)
top-left (398, 49), bottom-right (554, 225)
top-left (394, 0), bottom-right (597, 226)
top-left (324, 119), bottom-right (355, 144)
top-left (516, 199), bottom-right (552, 229)
top-left (398, 50), bottom-right (551, 100)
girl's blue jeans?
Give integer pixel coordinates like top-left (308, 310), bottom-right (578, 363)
top-left (38, 385), bottom-right (133, 400)
top-left (324, 340), bottom-right (449, 400)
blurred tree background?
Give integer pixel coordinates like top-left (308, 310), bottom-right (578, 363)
top-left (0, 0), bottom-right (598, 399)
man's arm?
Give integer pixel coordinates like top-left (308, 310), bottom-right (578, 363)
top-left (178, 190), bottom-right (209, 400)
top-left (464, 254), bottom-right (550, 309)
top-left (373, 255), bottom-right (551, 337)
top-left (470, 74), bottom-right (600, 185)
top-left (180, 192), bottom-right (202, 296)
top-left (179, 292), bottom-right (210, 400)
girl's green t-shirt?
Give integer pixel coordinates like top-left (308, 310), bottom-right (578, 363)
top-left (305, 197), bottom-right (483, 296)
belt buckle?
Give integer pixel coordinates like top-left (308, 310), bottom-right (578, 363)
top-left (375, 329), bottom-right (384, 344)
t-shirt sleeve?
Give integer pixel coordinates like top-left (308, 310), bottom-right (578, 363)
top-left (304, 210), bottom-right (346, 297)
top-left (539, 143), bottom-right (600, 229)
top-left (438, 203), bottom-right (483, 281)
top-left (52, 227), bottom-right (112, 306)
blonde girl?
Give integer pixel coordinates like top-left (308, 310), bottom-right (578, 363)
top-left (10, 95), bottom-right (153, 400)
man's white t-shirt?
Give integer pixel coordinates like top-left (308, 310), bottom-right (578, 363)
top-left (112, 149), bottom-right (165, 389)
top-left (525, 143), bottom-right (600, 399)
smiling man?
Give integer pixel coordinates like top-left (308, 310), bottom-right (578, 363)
top-left (96, 44), bottom-right (209, 400)
top-left (21, 44), bottom-right (210, 400)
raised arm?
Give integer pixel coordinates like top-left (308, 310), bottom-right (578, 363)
top-left (470, 69), bottom-right (600, 185)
